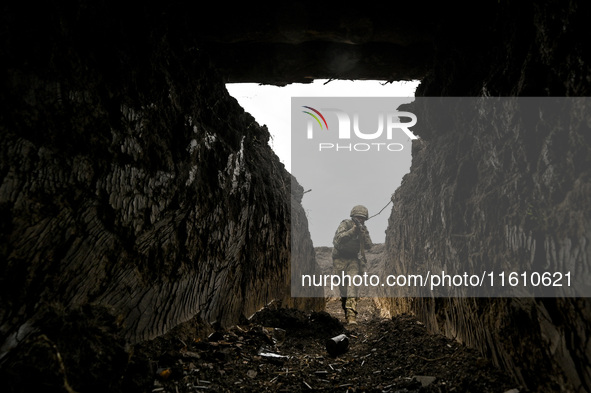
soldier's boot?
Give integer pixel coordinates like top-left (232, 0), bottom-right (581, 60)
top-left (345, 310), bottom-right (358, 325)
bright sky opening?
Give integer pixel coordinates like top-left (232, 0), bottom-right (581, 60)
top-left (226, 79), bottom-right (420, 173)
top-left (226, 79), bottom-right (420, 246)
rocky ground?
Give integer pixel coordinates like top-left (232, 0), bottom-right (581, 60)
top-left (141, 297), bottom-right (521, 393)
top-left (135, 245), bottom-right (521, 392)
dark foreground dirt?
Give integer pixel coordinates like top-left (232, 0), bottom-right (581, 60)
top-left (0, 244), bottom-right (521, 392)
top-left (140, 298), bottom-right (520, 393)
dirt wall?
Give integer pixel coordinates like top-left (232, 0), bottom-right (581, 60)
top-left (380, 2), bottom-right (591, 392)
top-left (0, 5), bottom-right (322, 390)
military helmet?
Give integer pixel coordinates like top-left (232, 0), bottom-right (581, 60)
top-left (350, 205), bottom-right (369, 219)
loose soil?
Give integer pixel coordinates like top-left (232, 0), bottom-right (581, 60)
top-left (141, 298), bottom-right (519, 393)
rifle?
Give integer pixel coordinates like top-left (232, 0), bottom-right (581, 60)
top-left (352, 217), bottom-right (366, 268)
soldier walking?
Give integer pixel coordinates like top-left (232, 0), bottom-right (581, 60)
top-left (332, 205), bottom-right (373, 325)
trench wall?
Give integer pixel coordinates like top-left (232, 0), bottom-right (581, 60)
top-left (0, 3), bottom-right (323, 357)
top-left (380, 1), bottom-right (591, 391)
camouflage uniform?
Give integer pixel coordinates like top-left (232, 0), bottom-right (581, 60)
top-left (332, 205), bottom-right (373, 324)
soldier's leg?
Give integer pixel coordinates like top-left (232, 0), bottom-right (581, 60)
top-left (332, 257), bottom-right (348, 313)
top-left (343, 260), bottom-right (361, 323)
top-left (344, 297), bottom-right (358, 315)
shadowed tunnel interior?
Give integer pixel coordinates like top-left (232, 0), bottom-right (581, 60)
top-left (1, 1), bottom-right (590, 392)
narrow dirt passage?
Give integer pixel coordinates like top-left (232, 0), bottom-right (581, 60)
top-left (142, 298), bottom-right (518, 392)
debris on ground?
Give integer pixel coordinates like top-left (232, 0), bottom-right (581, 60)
top-left (138, 298), bottom-right (520, 392)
